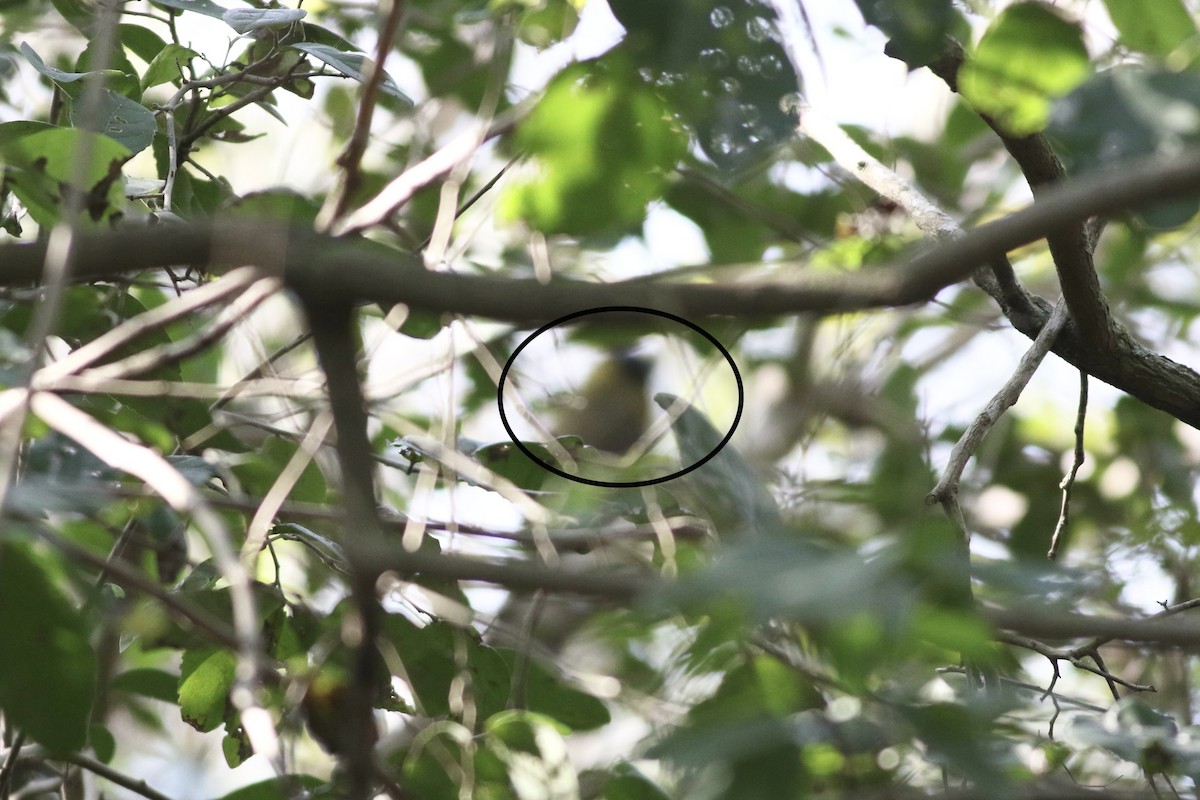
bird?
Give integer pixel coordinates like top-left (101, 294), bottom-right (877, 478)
top-left (551, 351), bottom-right (653, 457)
top-left (654, 392), bottom-right (783, 538)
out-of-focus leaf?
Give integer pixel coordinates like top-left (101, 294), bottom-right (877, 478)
top-left (854, 0), bottom-right (964, 68)
top-left (496, 650), bottom-right (611, 731)
top-left (1049, 68), bottom-right (1200, 228)
top-left (596, 764), bottom-right (671, 800)
top-left (902, 703), bottom-right (1017, 788)
top-left (150, 0), bottom-right (228, 19)
top-left (226, 189), bottom-right (321, 224)
top-left (483, 711), bottom-right (579, 798)
top-left (212, 776), bottom-right (326, 800)
top-left (113, 668), bottom-right (180, 702)
top-left (667, 535), bottom-right (911, 644)
top-left (1102, 0), bottom-right (1196, 57)
top-left (607, 0), bottom-right (800, 169)
top-left (144, 504), bottom-right (188, 584)
top-left (231, 437), bottom-right (327, 503)
top-left (1064, 698), bottom-right (1200, 774)
top-left (501, 59), bottom-right (687, 235)
top-left (90, 725), bottom-right (116, 763)
top-left (513, 0), bottom-right (580, 49)
top-left (0, 542), bottom-right (97, 753)
top-left (179, 647), bottom-right (236, 732)
top-left (11, 430), bottom-right (118, 516)
top-left (382, 618), bottom-right (511, 722)
top-left (167, 455), bottom-right (220, 486)
top-left (396, 307), bottom-right (446, 339)
top-left (51, 0), bottom-right (98, 34)
top-left (959, 2), bottom-right (1091, 136)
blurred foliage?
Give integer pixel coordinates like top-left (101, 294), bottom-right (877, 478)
top-left (0, 0), bottom-right (1197, 799)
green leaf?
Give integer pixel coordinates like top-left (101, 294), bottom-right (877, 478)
top-left (231, 437), bottom-right (328, 503)
top-left (20, 41), bottom-right (120, 84)
top-left (607, 0), bottom-right (799, 169)
top-left (599, 765), bottom-right (672, 800)
top-left (496, 650), bottom-right (611, 731)
top-left (120, 24), bottom-right (171, 64)
top-left (149, 0), bottom-right (228, 20)
top-left (689, 656), bottom-right (823, 727)
top-left (0, 125), bottom-right (131, 226)
top-left (223, 7), bottom-right (306, 34)
top-left (290, 43), bottom-right (412, 104)
top-left (225, 189), bottom-right (322, 224)
top-left (70, 90), bottom-right (155, 154)
top-left (0, 541), bottom-right (97, 753)
top-left (51, 0), bottom-right (98, 34)
top-left (142, 43), bottom-right (200, 89)
top-left (1102, 0), bottom-right (1196, 57)
top-left (483, 711), bottom-right (579, 797)
top-left (90, 725), bottom-right (116, 763)
top-left (397, 307), bottom-right (446, 339)
top-left (514, 0), bottom-right (580, 49)
top-left (1048, 68), bottom-right (1200, 228)
top-left (167, 454), bottom-right (220, 486)
top-left (382, 618), bottom-right (511, 722)
top-left (854, 0), bottom-right (964, 68)
top-left (212, 776), bottom-right (326, 800)
top-left (179, 648), bottom-right (237, 732)
top-left (959, 2), bottom-right (1091, 135)
top-left (113, 668), bottom-right (180, 703)
top-left (502, 60), bottom-right (687, 235)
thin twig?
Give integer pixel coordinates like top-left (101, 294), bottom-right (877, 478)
top-left (241, 411), bottom-right (334, 561)
top-left (927, 300), bottom-right (1070, 506)
top-left (38, 374), bottom-right (321, 399)
top-left (998, 632), bottom-right (1154, 692)
top-left (1048, 371), bottom-right (1088, 559)
top-left (318, 0), bottom-right (408, 228)
top-left (59, 751), bottom-right (176, 800)
top-left (332, 106), bottom-right (525, 236)
top-left (986, 605), bottom-right (1200, 649)
top-left (350, 539), bottom-right (649, 599)
top-left (0, 732), bottom-right (24, 800)
top-left (81, 275), bottom-right (281, 381)
top-left (936, 666), bottom-right (1108, 713)
top-left (34, 267), bottom-right (265, 385)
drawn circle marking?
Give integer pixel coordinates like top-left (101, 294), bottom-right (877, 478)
top-left (496, 306), bottom-right (744, 488)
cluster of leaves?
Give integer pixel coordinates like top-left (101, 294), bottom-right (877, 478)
top-left (1, 0), bottom-right (1200, 799)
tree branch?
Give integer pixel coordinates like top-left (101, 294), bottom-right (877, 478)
top-left (927, 39), bottom-right (1116, 350)
top-left (0, 147), bottom-right (1199, 425)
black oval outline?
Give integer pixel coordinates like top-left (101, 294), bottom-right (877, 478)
top-left (496, 306), bottom-right (744, 488)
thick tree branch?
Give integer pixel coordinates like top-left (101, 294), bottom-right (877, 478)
top-left (301, 299), bottom-right (388, 800)
top-left (0, 148), bottom-right (1195, 318)
top-left (986, 606), bottom-right (1200, 649)
top-left (1, 147), bottom-right (1199, 424)
top-left (928, 39), bottom-right (1116, 350)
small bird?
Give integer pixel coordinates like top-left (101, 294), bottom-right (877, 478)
top-left (552, 352), bottom-right (653, 456)
top-left (654, 392), bottom-right (783, 538)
